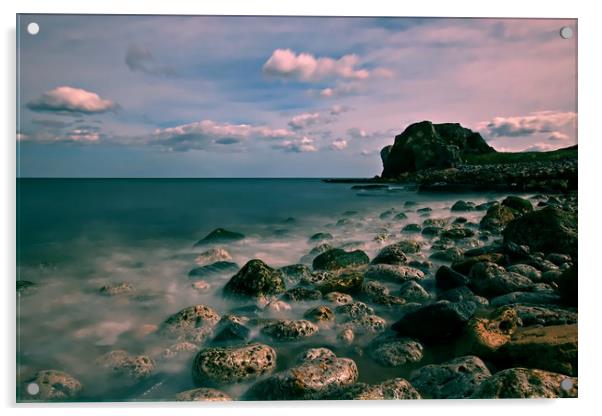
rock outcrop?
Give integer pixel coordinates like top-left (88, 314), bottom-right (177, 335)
top-left (381, 121), bottom-right (495, 177)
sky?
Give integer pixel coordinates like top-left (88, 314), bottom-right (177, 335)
top-left (16, 15), bottom-right (577, 178)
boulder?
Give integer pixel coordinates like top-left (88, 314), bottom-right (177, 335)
top-left (99, 282), bottom-right (134, 296)
top-left (309, 232), bottom-right (333, 242)
top-left (479, 204), bottom-right (516, 232)
top-left (303, 305), bottom-right (335, 324)
top-left (402, 223), bottom-right (422, 233)
top-left (312, 249), bottom-right (369, 271)
top-left (468, 262), bottom-right (534, 297)
top-left (212, 315), bottom-right (251, 344)
top-left (497, 324), bottom-right (578, 376)
top-left (279, 264), bottom-right (313, 286)
top-left (371, 243), bottom-right (410, 265)
top-left (335, 301), bottom-right (375, 320)
top-left (335, 378), bottom-right (421, 400)
top-left (367, 332), bottom-right (424, 367)
top-left (441, 228), bottom-right (475, 240)
top-left (471, 368), bottom-right (577, 398)
top-left (261, 320), bottom-right (319, 341)
top-left (430, 247), bottom-right (463, 262)
top-left (192, 343), bottom-right (277, 385)
top-left (194, 228), bottom-right (245, 246)
top-left (451, 253), bottom-right (505, 275)
top-left (282, 287), bottom-right (322, 302)
top-left (223, 259), bottom-right (285, 298)
top-left (314, 269), bottom-right (364, 294)
top-left (25, 370), bottom-right (82, 401)
top-left (96, 350), bottom-right (155, 380)
top-left (392, 300), bottom-right (476, 343)
top-left (438, 286), bottom-right (489, 306)
top-left (380, 121), bottom-right (495, 177)
top-left (498, 304), bottom-right (577, 327)
top-left (398, 280), bottom-right (431, 302)
top-left (503, 207), bottom-right (577, 257)
top-left (501, 196), bottom-right (533, 215)
top-left (490, 291), bottom-right (561, 307)
top-left (245, 348), bottom-right (358, 400)
top-left (410, 356), bottom-right (491, 399)
top-left (435, 265), bottom-right (469, 290)
top-left (324, 291), bottom-right (353, 305)
top-left (451, 200), bottom-right (476, 211)
top-left (364, 264), bottom-right (424, 282)
top-left (175, 387), bottom-right (232, 401)
top-left (464, 307), bottom-right (520, 357)
top-left (160, 304), bottom-right (221, 343)
top-left (506, 264), bottom-right (542, 281)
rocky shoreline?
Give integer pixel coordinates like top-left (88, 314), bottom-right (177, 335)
top-left (19, 191), bottom-right (578, 401)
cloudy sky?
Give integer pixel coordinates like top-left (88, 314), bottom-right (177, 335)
top-left (17, 15), bottom-right (577, 177)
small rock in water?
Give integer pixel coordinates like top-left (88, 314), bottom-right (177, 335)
top-left (335, 378), bottom-right (421, 400)
top-left (471, 368), bottom-right (577, 398)
top-left (410, 356), bottom-right (491, 399)
top-left (261, 319), bottom-right (319, 341)
top-left (501, 196), bottom-right (533, 215)
top-left (192, 343), bottom-right (277, 385)
top-left (244, 348), bottom-right (358, 400)
top-left (282, 287), bottom-right (322, 302)
top-left (309, 232), bottom-right (333, 242)
top-left (451, 200), bottom-right (476, 211)
top-left (194, 248), bottom-right (232, 266)
top-left (468, 262), bottom-right (535, 297)
top-left (506, 263), bottom-right (542, 281)
top-left (379, 208), bottom-right (397, 219)
top-left (188, 261), bottom-right (239, 279)
top-left (504, 304), bottom-right (577, 326)
top-left (194, 228), bottom-right (245, 246)
top-left (162, 342), bottom-right (199, 359)
top-left (279, 264), bottom-right (313, 286)
top-left (96, 350), bottom-right (156, 380)
top-left (159, 304), bottom-right (220, 343)
top-left (312, 248), bottom-right (369, 271)
top-left (264, 299), bottom-right (292, 313)
top-left (402, 223), bottom-right (422, 233)
top-left (223, 259), bottom-right (286, 298)
top-left (398, 280), bottom-right (431, 303)
top-left (368, 332), bottom-right (424, 367)
top-left (99, 282), bottom-right (134, 296)
top-left (303, 305), bottom-right (335, 324)
top-left (394, 212), bottom-right (408, 220)
top-left (441, 227), bottom-right (475, 240)
top-left (212, 315), bottom-right (251, 344)
top-left (324, 291), bottom-right (353, 305)
top-left (489, 291), bottom-right (561, 307)
top-left (314, 269), bottom-right (364, 294)
top-left (24, 370), bottom-right (83, 401)
top-left (191, 280), bottom-right (211, 293)
top-left (175, 387), bottom-right (232, 401)
top-left (337, 328), bottom-right (355, 344)
top-left (365, 264), bottom-right (424, 283)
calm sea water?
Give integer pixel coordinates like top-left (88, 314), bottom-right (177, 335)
top-left (16, 178), bottom-right (511, 401)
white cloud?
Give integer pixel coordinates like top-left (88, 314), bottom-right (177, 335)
top-left (271, 136), bottom-right (318, 153)
top-left (152, 119), bottom-right (293, 151)
top-left (524, 142), bottom-right (558, 152)
top-left (26, 86), bottom-right (118, 114)
top-left (547, 131), bottom-right (571, 142)
top-left (347, 127), bottom-right (395, 141)
top-left (330, 138), bottom-right (348, 151)
top-left (288, 112), bottom-right (322, 131)
top-left (263, 49), bottom-right (385, 82)
top-left (479, 111), bottom-right (576, 138)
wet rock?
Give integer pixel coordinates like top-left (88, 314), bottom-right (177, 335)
top-left (223, 259), bottom-right (285, 298)
top-left (394, 212), bottom-right (408, 220)
top-left (469, 262), bottom-right (534, 297)
top-left (423, 218), bottom-right (450, 228)
top-left (451, 253), bottom-right (505, 275)
top-left (309, 243), bottom-right (334, 256)
top-left (362, 280), bottom-right (389, 298)
top-left (335, 301), bottom-right (374, 320)
top-left (188, 261), bottom-right (239, 279)
top-left (451, 200), bottom-right (476, 211)
top-left (541, 269), bottom-right (563, 284)
top-left (558, 265), bottom-right (577, 306)
top-left (97, 350), bottom-right (155, 380)
top-left (421, 226), bottom-right (442, 236)
top-left (402, 223), bottom-right (422, 233)
top-left (454, 216), bottom-right (468, 224)
top-left (309, 232), bottom-right (334, 242)
top-left (441, 227), bottom-right (475, 240)
top-left (430, 247), bottom-right (463, 262)
top-left (438, 286), bottom-right (489, 306)
top-left (417, 207), bottom-right (432, 214)
top-left (335, 378), bottom-right (421, 400)
top-left (410, 356), bottom-right (491, 399)
top-left (546, 253), bottom-right (572, 266)
top-left (99, 282), bottom-right (134, 296)
top-left (379, 208), bottom-right (397, 219)
top-left (371, 242), bottom-right (410, 265)
top-left (314, 268), bottom-right (364, 294)
top-left (476, 201), bottom-right (498, 211)
top-left (364, 264), bottom-right (424, 282)
top-left (479, 204), bottom-right (516, 232)
top-left (501, 196), bottom-right (533, 215)
top-left (506, 264), bottom-right (542, 281)
top-left (195, 228), bottom-right (245, 246)
top-left (261, 320), bottom-right (319, 341)
top-left (503, 207), bottom-right (577, 257)
top-left (398, 281), bottom-right (431, 302)
top-left (497, 324), bottom-right (577, 376)
top-left (502, 304), bottom-right (577, 326)
top-left (373, 231), bottom-right (392, 244)
top-left (392, 300), bottom-right (476, 343)
top-left (212, 315), bottom-right (251, 344)
top-left (264, 299), bottom-right (292, 313)
top-left (160, 304), bottom-right (220, 343)
top-left (490, 291), bottom-right (561, 307)
top-left (324, 291), bottom-right (353, 305)
top-left (191, 280), bottom-right (211, 293)
top-left (312, 249), bottom-right (369, 271)
top-left (471, 368), bottom-right (577, 398)
top-left (175, 387), bottom-right (232, 401)
top-left (194, 248), bottom-right (232, 266)
top-left (25, 370), bottom-right (82, 401)
top-left (337, 328), bottom-right (355, 344)
top-left (368, 332), bottom-right (423, 367)
top-left (162, 342), bottom-right (199, 359)
top-left (192, 343), bottom-right (277, 385)
top-left (245, 348), bottom-right (358, 400)
top-left (435, 265), bottom-right (469, 290)
top-left (464, 307), bottom-right (520, 357)
top-left (343, 315), bottom-right (387, 334)
top-left (282, 287), bottom-right (322, 302)
top-left (279, 264), bottom-right (313, 286)
top-left (303, 305), bottom-right (335, 324)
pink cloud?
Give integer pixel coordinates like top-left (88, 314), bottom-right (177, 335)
top-left (27, 86), bottom-right (118, 114)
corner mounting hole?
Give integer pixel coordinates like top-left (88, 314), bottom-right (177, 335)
top-left (26, 382), bottom-right (40, 395)
top-left (560, 378), bottom-right (574, 391)
top-left (559, 26), bottom-right (573, 39)
top-left (27, 22), bottom-right (40, 35)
